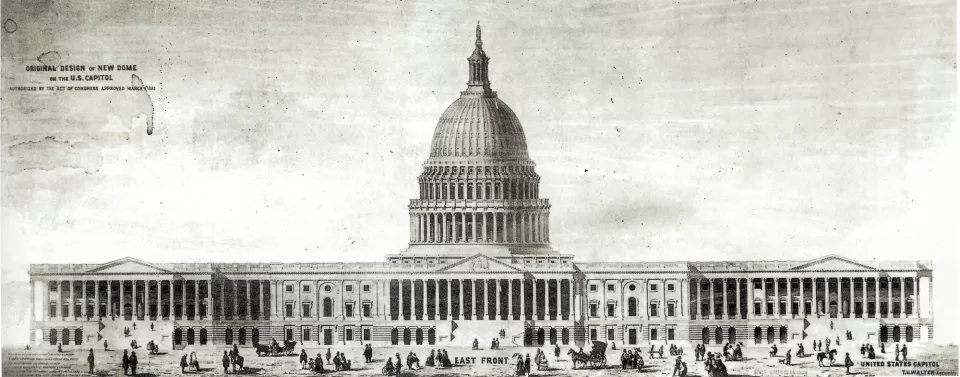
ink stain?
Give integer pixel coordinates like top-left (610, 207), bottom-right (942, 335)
top-left (37, 51), bottom-right (61, 66)
top-left (3, 19), bottom-right (16, 33)
top-left (131, 74), bottom-right (155, 135)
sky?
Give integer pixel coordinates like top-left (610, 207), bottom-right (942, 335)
top-left (1, 0), bottom-right (956, 344)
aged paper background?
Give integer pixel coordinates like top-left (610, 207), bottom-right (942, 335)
top-left (2, 0), bottom-right (957, 348)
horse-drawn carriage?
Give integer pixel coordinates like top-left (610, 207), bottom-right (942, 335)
top-left (253, 339), bottom-right (298, 357)
top-left (568, 341), bottom-right (607, 369)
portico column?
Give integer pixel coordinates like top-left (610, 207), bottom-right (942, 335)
top-left (94, 281), bottom-right (100, 319)
top-left (847, 278), bottom-right (854, 317)
top-left (482, 213), bottom-right (488, 242)
top-left (912, 276), bottom-right (918, 318)
top-left (423, 279), bottom-right (429, 320)
top-left (709, 279), bottom-right (714, 318)
top-left (471, 213), bottom-right (477, 243)
top-left (873, 278), bottom-right (879, 317)
top-left (812, 278), bottom-right (817, 317)
top-left (119, 280), bottom-right (125, 318)
top-left (899, 277), bottom-right (905, 318)
top-left (219, 280), bottom-right (225, 319)
top-left (721, 279), bottom-right (728, 319)
top-left (760, 279), bottom-right (766, 317)
top-left (746, 278), bottom-right (753, 319)
top-left (735, 279), bottom-right (741, 319)
top-left (787, 278), bottom-right (792, 317)
top-left (774, 278), bottom-right (780, 317)
top-left (680, 278), bottom-right (686, 317)
top-left (520, 280), bottom-right (526, 319)
top-left (694, 279), bottom-right (701, 318)
top-left (799, 278), bottom-right (805, 317)
top-left (493, 213), bottom-right (499, 243)
top-left (886, 277), bottom-right (892, 317)
top-left (106, 281), bottom-right (112, 318)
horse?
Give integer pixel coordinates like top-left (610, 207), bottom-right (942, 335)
top-left (230, 352), bottom-right (245, 372)
top-left (817, 350), bottom-right (837, 367)
top-left (567, 349), bottom-right (590, 369)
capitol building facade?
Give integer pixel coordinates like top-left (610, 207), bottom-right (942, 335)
top-left (28, 26), bottom-right (934, 351)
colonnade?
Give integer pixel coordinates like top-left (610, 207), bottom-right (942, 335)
top-left (40, 279), bottom-right (278, 322)
top-left (689, 276), bottom-right (920, 319)
top-left (411, 211), bottom-right (549, 244)
top-left (388, 278), bottom-right (572, 321)
top-left (419, 176), bottom-right (539, 200)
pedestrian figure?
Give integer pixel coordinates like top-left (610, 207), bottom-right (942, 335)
top-left (326, 348), bottom-right (332, 364)
top-left (555, 344), bottom-right (561, 360)
top-left (104, 340), bottom-right (109, 352)
top-left (672, 356), bottom-right (682, 376)
top-left (180, 354), bottom-right (188, 373)
top-left (122, 350), bottom-right (130, 375)
top-left (845, 352), bottom-right (854, 374)
top-left (524, 354), bottom-right (531, 376)
top-left (881, 343), bottom-right (886, 353)
top-left (902, 344), bottom-right (908, 360)
top-left (129, 351), bottom-right (138, 377)
top-left (57, 342), bottom-right (62, 353)
top-left (222, 351), bottom-right (230, 374)
top-left (395, 352), bottom-right (403, 377)
top-left (88, 349), bottom-right (95, 375)
top-left (334, 352), bottom-right (342, 371)
top-left (150, 323), bottom-right (154, 331)
top-left (300, 349), bottom-right (308, 369)
top-left (895, 344), bottom-right (901, 361)
top-left (133, 323), bottom-right (137, 330)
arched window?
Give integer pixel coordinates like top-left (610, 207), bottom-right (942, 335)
top-left (893, 326), bottom-right (901, 342)
top-left (715, 327), bottom-right (723, 344)
top-left (390, 328), bottom-right (399, 345)
top-left (754, 327), bottom-right (762, 344)
top-left (75, 328), bottom-right (83, 345)
top-left (906, 326), bottom-right (914, 343)
top-left (49, 329), bottom-right (58, 345)
top-left (561, 328), bottom-right (570, 345)
top-left (200, 328), bottom-right (208, 345)
top-left (187, 328), bottom-right (195, 345)
top-left (239, 327), bottom-right (247, 345)
top-left (174, 328), bottom-right (182, 345)
top-left (415, 328), bottom-right (423, 345)
top-left (252, 328), bottom-right (259, 345)
top-left (880, 326), bottom-right (888, 343)
top-left (537, 328), bottom-right (545, 346)
top-left (628, 298), bottom-right (638, 317)
top-left (323, 298), bottom-right (333, 317)
top-left (403, 328), bottom-right (411, 345)
top-left (779, 326), bottom-right (788, 344)
top-left (62, 329), bottom-right (70, 345)
top-left (427, 328), bottom-right (436, 345)
top-left (766, 327), bottom-right (775, 344)
top-left (549, 328), bottom-right (558, 345)
top-left (225, 327), bottom-right (233, 345)
top-left (728, 327), bottom-right (736, 343)
top-left (702, 327), bottom-right (710, 344)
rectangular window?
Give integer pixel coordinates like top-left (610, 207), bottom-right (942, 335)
top-left (650, 303), bottom-right (658, 316)
top-left (303, 328), bottom-right (311, 342)
top-left (607, 284), bottom-right (615, 291)
top-left (650, 328), bottom-right (659, 341)
top-left (302, 285), bottom-right (310, 292)
top-left (607, 328), bottom-right (615, 340)
top-left (589, 284), bottom-right (598, 292)
top-left (667, 303), bottom-right (675, 317)
top-left (49, 304), bottom-right (57, 317)
top-left (362, 303), bottom-right (372, 318)
top-left (607, 303), bottom-right (615, 317)
top-left (766, 302), bottom-right (774, 315)
top-left (362, 285), bottom-right (371, 293)
top-left (345, 285), bottom-right (353, 292)
top-left (345, 303), bottom-right (354, 318)
top-left (667, 284), bottom-right (675, 291)
top-left (285, 285), bottom-right (293, 292)
top-left (589, 303), bottom-right (598, 317)
top-left (650, 284), bottom-right (658, 292)
top-left (363, 328), bottom-right (371, 341)
top-left (667, 328), bottom-right (675, 340)
top-left (285, 304), bottom-right (294, 318)
top-left (590, 328), bottom-right (598, 341)
top-left (346, 328), bottom-right (354, 341)
top-left (302, 303), bottom-right (311, 317)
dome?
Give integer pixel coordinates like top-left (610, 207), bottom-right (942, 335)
top-left (429, 94), bottom-right (530, 160)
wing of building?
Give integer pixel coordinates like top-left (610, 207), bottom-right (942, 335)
top-left (27, 25), bottom-right (935, 350)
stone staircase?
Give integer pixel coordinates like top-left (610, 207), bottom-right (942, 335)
top-left (97, 319), bottom-right (174, 351)
top-left (804, 316), bottom-right (879, 346)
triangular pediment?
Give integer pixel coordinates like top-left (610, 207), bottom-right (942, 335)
top-left (437, 254), bottom-right (521, 273)
top-left (790, 255), bottom-right (876, 271)
top-left (87, 257), bottom-right (172, 274)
